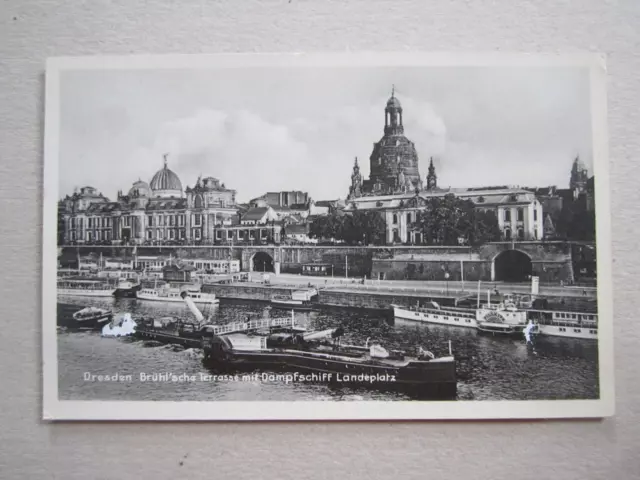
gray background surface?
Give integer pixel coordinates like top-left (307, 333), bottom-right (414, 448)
top-left (0, 1), bottom-right (638, 478)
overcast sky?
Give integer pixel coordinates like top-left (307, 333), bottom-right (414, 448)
top-left (58, 65), bottom-right (593, 202)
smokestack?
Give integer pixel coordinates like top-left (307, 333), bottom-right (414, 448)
top-left (180, 291), bottom-right (204, 323)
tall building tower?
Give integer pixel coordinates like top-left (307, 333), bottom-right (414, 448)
top-left (426, 157), bottom-right (437, 190)
top-left (569, 156), bottom-right (589, 194)
top-left (364, 87), bottom-right (422, 195)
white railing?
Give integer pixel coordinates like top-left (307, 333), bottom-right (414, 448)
top-left (210, 316), bottom-right (295, 336)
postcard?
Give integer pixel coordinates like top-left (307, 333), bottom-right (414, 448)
top-left (42, 52), bottom-right (614, 420)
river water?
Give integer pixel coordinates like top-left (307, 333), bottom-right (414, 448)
top-left (57, 297), bottom-right (599, 401)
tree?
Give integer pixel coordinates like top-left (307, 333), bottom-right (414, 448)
top-left (308, 211), bottom-right (386, 245)
top-left (554, 198), bottom-right (596, 241)
top-left (413, 194), bottom-right (500, 246)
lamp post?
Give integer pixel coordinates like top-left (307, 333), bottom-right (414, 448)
top-left (444, 271), bottom-right (450, 297)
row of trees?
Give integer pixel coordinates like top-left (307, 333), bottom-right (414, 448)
top-left (309, 194), bottom-right (502, 246)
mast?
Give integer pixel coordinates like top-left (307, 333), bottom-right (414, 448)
top-left (476, 280), bottom-right (481, 309)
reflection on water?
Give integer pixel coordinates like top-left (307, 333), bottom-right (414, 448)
top-left (57, 296), bottom-right (599, 401)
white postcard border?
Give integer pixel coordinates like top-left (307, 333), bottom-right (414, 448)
top-left (42, 52), bottom-right (614, 421)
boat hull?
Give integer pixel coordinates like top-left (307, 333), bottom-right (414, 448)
top-left (535, 324), bottom-right (598, 340)
top-left (393, 306), bottom-right (477, 329)
top-left (270, 300), bottom-right (313, 311)
top-left (70, 313), bottom-right (113, 329)
top-left (136, 294), bottom-right (219, 305)
top-left (203, 338), bottom-right (457, 398)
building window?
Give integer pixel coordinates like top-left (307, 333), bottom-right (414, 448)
top-left (158, 216), bottom-right (163, 226)
top-left (179, 230), bottom-right (185, 240)
top-left (88, 218), bottom-right (92, 228)
top-left (157, 230), bottom-right (163, 240)
top-left (87, 231), bottom-right (92, 242)
top-left (96, 231), bottom-right (101, 241)
top-left (194, 195), bottom-right (204, 209)
top-left (504, 210), bottom-right (511, 222)
top-left (105, 230), bottom-right (111, 241)
top-left (238, 230), bottom-right (244, 240)
top-left (70, 232), bottom-right (76, 241)
top-left (407, 212), bottom-right (412, 223)
top-left (216, 230), bottom-right (222, 240)
top-left (169, 230), bottom-right (175, 240)
top-left (178, 215), bottom-right (184, 226)
top-left (517, 208), bottom-right (524, 222)
top-left (227, 230), bottom-right (233, 239)
top-left (194, 229), bottom-right (201, 240)
top-left (517, 228), bottom-right (525, 240)
top-left (533, 209), bottom-right (538, 221)
top-left (146, 230), bottom-right (153, 240)
top-left (393, 229), bottom-right (400, 243)
top-left (504, 229), bottom-right (512, 241)
top-left (534, 229), bottom-right (538, 240)
top-left (393, 213), bottom-right (398, 224)
top-left (193, 214), bottom-right (202, 227)
top-left (147, 215), bottom-right (153, 227)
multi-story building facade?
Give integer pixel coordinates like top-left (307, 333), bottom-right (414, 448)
top-left (59, 155), bottom-right (238, 245)
top-left (344, 91), bottom-right (545, 244)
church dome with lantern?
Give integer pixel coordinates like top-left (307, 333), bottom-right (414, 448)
top-left (150, 154), bottom-right (183, 198)
top-left (364, 88), bottom-right (422, 195)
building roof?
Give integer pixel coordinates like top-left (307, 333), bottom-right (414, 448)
top-left (146, 198), bottom-right (187, 211)
top-left (150, 157), bottom-right (183, 195)
top-left (242, 207), bottom-right (270, 221)
top-left (345, 188), bottom-right (537, 211)
top-left (85, 202), bottom-right (126, 214)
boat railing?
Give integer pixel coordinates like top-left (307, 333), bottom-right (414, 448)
top-left (401, 306), bottom-right (476, 319)
top-left (534, 317), bottom-right (597, 328)
top-left (211, 316), bottom-right (296, 336)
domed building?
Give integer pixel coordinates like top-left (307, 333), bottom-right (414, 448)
top-left (150, 154), bottom-right (183, 198)
top-left (128, 179), bottom-right (152, 198)
top-left (358, 89), bottom-right (422, 195)
top-left (60, 154), bottom-right (239, 246)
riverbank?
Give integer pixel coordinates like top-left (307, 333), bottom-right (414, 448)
top-left (201, 281), bottom-right (597, 313)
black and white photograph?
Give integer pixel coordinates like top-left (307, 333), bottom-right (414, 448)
top-left (42, 53), bottom-right (613, 421)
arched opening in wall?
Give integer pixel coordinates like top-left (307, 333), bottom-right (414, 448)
top-left (252, 252), bottom-right (274, 273)
top-left (494, 250), bottom-right (532, 282)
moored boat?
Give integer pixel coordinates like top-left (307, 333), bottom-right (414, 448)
top-left (270, 295), bottom-right (313, 310)
top-left (392, 291), bottom-right (529, 336)
top-left (201, 330), bottom-right (456, 397)
top-left (113, 278), bottom-right (142, 298)
top-left (527, 309), bottom-right (598, 340)
top-left (270, 289), bottom-right (317, 311)
top-left (393, 290), bottom-right (597, 340)
top-left (57, 279), bottom-right (117, 297)
top-left (136, 284), bottom-right (219, 305)
top-left (71, 306), bottom-right (113, 328)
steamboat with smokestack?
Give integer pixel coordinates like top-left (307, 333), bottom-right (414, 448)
top-left (132, 288), bottom-right (458, 397)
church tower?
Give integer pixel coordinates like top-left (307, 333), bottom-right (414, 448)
top-left (426, 157), bottom-right (437, 190)
top-left (364, 87), bottom-right (422, 195)
top-left (348, 157), bottom-right (363, 199)
top-left (569, 156), bottom-right (589, 196)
